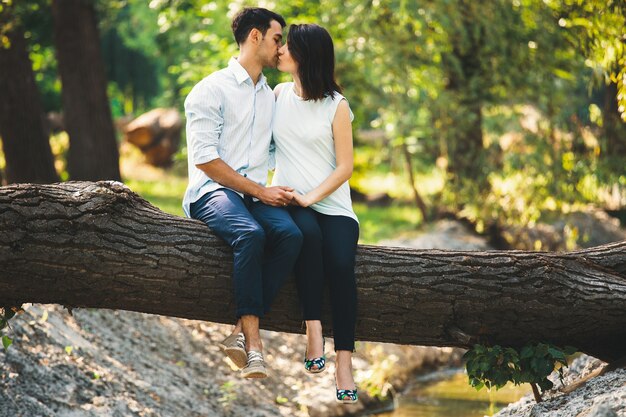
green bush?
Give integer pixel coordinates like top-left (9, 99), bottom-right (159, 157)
top-left (464, 342), bottom-right (577, 402)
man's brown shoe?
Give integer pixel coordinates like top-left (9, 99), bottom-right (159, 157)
top-left (241, 350), bottom-right (268, 379)
top-left (218, 332), bottom-right (247, 369)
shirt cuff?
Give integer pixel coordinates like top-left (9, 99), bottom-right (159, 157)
top-left (192, 149), bottom-right (220, 165)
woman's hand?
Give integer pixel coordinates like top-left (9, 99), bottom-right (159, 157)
top-left (292, 192), bottom-right (313, 207)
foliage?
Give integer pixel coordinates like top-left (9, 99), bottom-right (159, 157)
top-left (464, 342), bottom-right (577, 401)
top-left (1, 0), bottom-right (624, 234)
top-left (99, 1), bottom-right (163, 114)
top-left (545, 0), bottom-right (626, 120)
top-left (0, 306), bottom-right (22, 350)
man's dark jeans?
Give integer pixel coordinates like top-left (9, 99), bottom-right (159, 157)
top-left (190, 188), bottom-right (303, 318)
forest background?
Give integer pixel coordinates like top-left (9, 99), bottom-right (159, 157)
top-left (1, 0), bottom-right (625, 246)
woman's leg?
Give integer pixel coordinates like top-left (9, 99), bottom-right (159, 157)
top-left (288, 207), bottom-right (325, 364)
top-left (318, 214), bottom-right (359, 389)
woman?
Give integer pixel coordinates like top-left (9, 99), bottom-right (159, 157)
top-left (272, 23), bottom-right (359, 404)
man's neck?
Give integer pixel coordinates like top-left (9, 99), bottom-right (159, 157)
top-left (237, 53), bottom-right (263, 85)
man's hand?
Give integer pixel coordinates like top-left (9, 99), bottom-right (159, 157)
top-left (258, 186), bottom-right (294, 207)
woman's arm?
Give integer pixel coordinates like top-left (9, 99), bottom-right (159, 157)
top-left (294, 99), bottom-right (353, 207)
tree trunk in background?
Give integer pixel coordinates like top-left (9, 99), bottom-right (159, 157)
top-left (445, 94), bottom-right (484, 189)
top-left (443, 0), bottom-right (487, 202)
top-left (401, 142), bottom-right (429, 221)
top-left (604, 81), bottom-right (626, 157)
top-left (2, 182), bottom-right (626, 363)
top-left (51, 0), bottom-right (120, 181)
top-left (0, 10), bottom-right (59, 184)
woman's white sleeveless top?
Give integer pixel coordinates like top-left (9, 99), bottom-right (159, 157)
top-left (271, 82), bottom-right (358, 222)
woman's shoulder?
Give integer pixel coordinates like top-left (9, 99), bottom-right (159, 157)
top-left (273, 82), bottom-right (293, 99)
top-left (323, 92), bottom-right (353, 122)
top-left (321, 91), bottom-right (350, 109)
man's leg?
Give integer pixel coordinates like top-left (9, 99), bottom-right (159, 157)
top-left (249, 202), bottom-right (303, 314)
top-left (190, 189), bottom-right (266, 372)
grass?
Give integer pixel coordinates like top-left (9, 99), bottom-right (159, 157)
top-left (354, 202), bottom-right (422, 244)
top-left (121, 159), bottom-right (423, 244)
top-left (124, 177), bottom-right (187, 218)
top-left (125, 175), bottom-right (424, 244)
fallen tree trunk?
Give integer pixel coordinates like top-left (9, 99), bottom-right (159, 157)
top-left (124, 108), bottom-right (182, 167)
top-left (1, 182), bottom-right (625, 362)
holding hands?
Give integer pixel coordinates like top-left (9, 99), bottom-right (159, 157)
top-left (258, 186), bottom-right (294, 207)
top-left (290, 192), bottom-right (312, 207)
top-left (258, 186), bottom-right (312, 208)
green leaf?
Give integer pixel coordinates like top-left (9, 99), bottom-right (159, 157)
top-left (479, 361), bottom-right (492, 372)
top-left (548, 347), bottom-right (565, 361)
top-left (563, 346), bottom-right (578, 356)
top-left (2, 335), bottom-right (12, 350)
top-left (535, 343), bottom-right (549, 356)
top-left (520, 345), bottom-right (534, 359)
top-left (530, 357), bottom-right (542, 372)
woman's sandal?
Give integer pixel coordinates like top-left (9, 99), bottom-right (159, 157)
top-left (336, 363), bottom-right (358, 404)
top-left (336, 388), bottom-right (358, 404)
top-left (304, 338), bottom-right (326, 373)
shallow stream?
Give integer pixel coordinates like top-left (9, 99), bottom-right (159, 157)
top-left (372, 368), bottom-right (530, 417)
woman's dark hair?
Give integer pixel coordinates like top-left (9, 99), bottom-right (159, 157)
top-left (287, 24), bottom-right (342, 101)
top-left (231, 8), bottom-right (286, 46)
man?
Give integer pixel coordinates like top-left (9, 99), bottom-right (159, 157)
top-left (183, 8), bottom-right (302, 379)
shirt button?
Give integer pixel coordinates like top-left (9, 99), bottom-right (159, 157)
top-left (243, 173), bottom-right (247, 177)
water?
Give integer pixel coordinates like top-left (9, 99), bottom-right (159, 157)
top-left (372, 368), bottom-right (530, 417)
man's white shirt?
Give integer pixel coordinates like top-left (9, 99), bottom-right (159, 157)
top-left (182, 57), bottom-right (275, 217)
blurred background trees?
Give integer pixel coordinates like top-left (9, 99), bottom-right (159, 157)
top-left (0, 0), bottom-right (624, 244)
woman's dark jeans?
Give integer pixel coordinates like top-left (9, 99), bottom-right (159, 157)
top-left (288, 206), bottom-right (359, 351)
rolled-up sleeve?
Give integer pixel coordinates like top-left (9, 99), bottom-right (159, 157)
top-left (184, 81), bottom-right (223, 165)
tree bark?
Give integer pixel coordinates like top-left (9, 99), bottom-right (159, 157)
top-left (1, 182), bottom-right (625, 362)
top-left (0, 9), bottom-right (59, 184)
top-left (51, 0), bottom-right (121, 181)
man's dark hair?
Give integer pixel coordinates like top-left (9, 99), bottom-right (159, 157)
top-left (231, 8), bottom-right (286, 46)
top-left (287, 24), bottom-right (342, 101)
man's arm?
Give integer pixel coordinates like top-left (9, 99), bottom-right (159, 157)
top-left (196, 159), bottom-right (293, 207)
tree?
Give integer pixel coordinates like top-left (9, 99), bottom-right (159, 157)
top-left (51, 0), bottom-right (120, 181)
top-left (0, 4), bottom-right (58, 184)
top-left (1, 181), bottom-right (625, 363)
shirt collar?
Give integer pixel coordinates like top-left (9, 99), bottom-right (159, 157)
top-left (228, 57), bottom-right (267, 88)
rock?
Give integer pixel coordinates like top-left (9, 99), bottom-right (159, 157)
top-left (379, 219), bottom-right (493, 250)
top-left (493, 355), bottom-right (626, 417)
top-left (585, 404), bottom-right (618, 417)
top-left (502, 209), bottom-right (626, 251)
